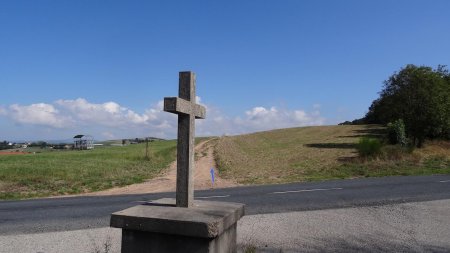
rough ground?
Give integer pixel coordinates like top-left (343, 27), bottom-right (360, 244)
top-left (0, 152), bottom-right (27, 155)
top-left (2, 199), bottom-right (449, 253)
top-left (80, 139), bottom-right (237, 196)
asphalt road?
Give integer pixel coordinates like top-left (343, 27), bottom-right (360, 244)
top-left (1, 175), bottom-right (450, 235)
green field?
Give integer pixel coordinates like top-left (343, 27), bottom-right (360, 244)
top-left (0, 140), bottom-right (177, 200)
top-left (214, 125), bottom-right (450, 184)
top-left (1, 125), bottom-right (449, 200)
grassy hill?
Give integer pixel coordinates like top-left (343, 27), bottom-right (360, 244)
top-left (0, 125), bottom-right (448, 200)
top-left (214, 125), bottom-right (450, 184)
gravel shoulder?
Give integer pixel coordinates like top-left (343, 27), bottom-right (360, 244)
top-left (2, 199), bottom-right (449, 253)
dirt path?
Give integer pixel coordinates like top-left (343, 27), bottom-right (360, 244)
top-left (0, 152), bottom-right (27, 155)
top-left (81, 139), bottom-right (238, 196)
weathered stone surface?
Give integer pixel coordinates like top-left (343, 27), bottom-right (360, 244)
top-left (164, 97), bottom-right (206, 119)
top-left (163, 71), bottom-right (206, 208)
top-left (110, 72), bottom-right (244, 253)
top-left (120, 223), bottom-right (237, 253)
top-left (110, 198), bottom-right (245, 238)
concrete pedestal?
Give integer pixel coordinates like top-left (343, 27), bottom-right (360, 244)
top-left (110, 198), bottom-right (245, 253)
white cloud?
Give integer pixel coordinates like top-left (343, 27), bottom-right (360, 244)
top-left (0, 98), bottom-right (326, 140)
top-left (197, 105), bottom-right (325, 136)
top-left (238, 106), bottom-right (324, 133)
top-left (53, 98), bottom-right (178, 138)
top-left (101, 131), bottom-right (117, 140)
top-left (55, 98), bottom-right (151, 126)
top-left (7, 103), bottom-right (73, 128)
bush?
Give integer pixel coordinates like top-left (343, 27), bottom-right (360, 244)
top-left (357, 137), bottom-right (382, 157)
top-left (387, 119), bottom-right (407, 146)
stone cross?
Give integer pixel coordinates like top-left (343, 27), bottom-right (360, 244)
top-left (163, 71), bottom-right (206, 208)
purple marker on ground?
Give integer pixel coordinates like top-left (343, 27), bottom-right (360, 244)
top-left (210, 168), bottom-right (215, 188)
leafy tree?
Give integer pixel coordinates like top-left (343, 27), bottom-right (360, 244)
top-left (0, 141), bottom-right (9, 150)
top-left (30, 141), bottom-right (48, 148)
top-left (365, 64), bottom-right (450, 147)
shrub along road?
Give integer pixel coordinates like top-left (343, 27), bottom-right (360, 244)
top-left (0, 175), bottom-right (449, 235)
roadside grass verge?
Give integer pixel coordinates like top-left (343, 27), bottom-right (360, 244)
top-left (0, 140), bottom-right (177, 200)
top-left (214, 125), bottom-right (450, 185)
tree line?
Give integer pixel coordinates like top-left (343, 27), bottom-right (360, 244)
top-left (0, 141), bottom-right (11, 150)
top-left (342, 64), bottom-right (450, 147)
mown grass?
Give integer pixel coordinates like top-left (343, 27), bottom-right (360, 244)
top-left (0, 140), bottom-right (177, 200)
top-left (214, 125), bottom-right (450, 185)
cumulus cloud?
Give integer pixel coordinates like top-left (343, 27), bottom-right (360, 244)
top-left (55, 98), bottom-right (151, 126)
top-left (101, 131), bottom-right (118, 140)
top-left (196, 103), bottom-right (325, 136)
top-left (7, 103), bottom-right (73, 128)
top-left (217, 106), bottom-right (324, 135)
top-left (0, 98), bottom-right (326, 140)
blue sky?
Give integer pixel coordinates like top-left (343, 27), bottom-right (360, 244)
top-left (1, 0), bottom-right (449, 141)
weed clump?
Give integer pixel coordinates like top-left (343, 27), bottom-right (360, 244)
top-left (357, 137), bottom-right (382, 157)
top-left (387, 119), bottom-right (407, 146)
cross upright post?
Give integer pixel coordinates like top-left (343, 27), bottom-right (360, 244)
top-left (163, 71), bottom-right (206, 208)
top-left (111, 71), bottom-right (243, 253)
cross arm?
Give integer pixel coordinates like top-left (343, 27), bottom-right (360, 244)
top-left (163, 97), bottom-right (206, 119)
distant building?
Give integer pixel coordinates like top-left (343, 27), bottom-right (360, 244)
top-left (73, 135), bottom-right (94, 150)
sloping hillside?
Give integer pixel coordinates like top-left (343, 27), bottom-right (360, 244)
top-left (214, 125), bottom-right (449, 184)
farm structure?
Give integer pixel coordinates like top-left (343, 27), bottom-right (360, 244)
top-left (73, 135), bottom-right (94, 150)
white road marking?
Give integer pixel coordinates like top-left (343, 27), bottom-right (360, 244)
top-left (196, 195), bottom-right (230, 199)
top-left (439, 180), bottom-right (450, 183)
top-left (269, 187), bottom-right (343, 194)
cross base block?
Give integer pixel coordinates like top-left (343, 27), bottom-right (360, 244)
top-left (110, 198), bottom-right (245, 253)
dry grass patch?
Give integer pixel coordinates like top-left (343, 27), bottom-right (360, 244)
top-left (215, 125), bottom-right (380, 184)
top-left (214, 125), bottom-right (449, 184)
